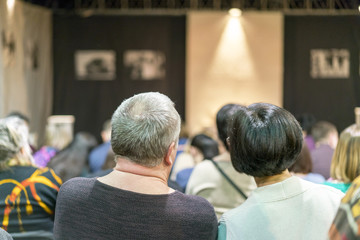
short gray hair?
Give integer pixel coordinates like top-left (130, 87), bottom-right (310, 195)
top-left (111, 92), bottom-right (181, 167)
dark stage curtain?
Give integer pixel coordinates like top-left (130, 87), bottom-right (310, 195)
top-left (284, 15), bottom-right (360, 132)
top-left (53, 14), bottom-right (186, 139)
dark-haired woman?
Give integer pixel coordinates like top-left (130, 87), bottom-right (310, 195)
top-left (218, 103), bottom-right (344, 240)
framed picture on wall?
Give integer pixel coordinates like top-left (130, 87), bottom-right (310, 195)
top-left (310, 49), bottom-right (349, 79)
top-left (75, 50), bottom-right (116, 80)
top-left (123, 50), bottom-right (166, 81)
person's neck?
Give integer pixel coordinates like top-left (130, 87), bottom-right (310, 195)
top-left (98, 157), bottom-right (174, 195)
top-left (254, 169), bottom-right (292, 187)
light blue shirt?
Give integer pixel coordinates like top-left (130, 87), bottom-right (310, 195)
top-left (88, 141), bottom-right (111, 173)
top-left (218, 176), bottom-right (344, 240)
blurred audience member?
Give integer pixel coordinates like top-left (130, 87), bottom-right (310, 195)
top-left (48, 132), bottom-right (97, 182)
top-left (218, 103), bottom-right (343, 240)
top-left (311, 121), bottom-right (338, 179)
top-left (169, 123), bottom-right (192, 181)
top-left (176, 134), bottom-right (219, 191)
top-left (186, 104), bottom-right (256, 218)
top-left (88, 119), bottom-right (112, 173)
top-left (325, 124), bottom-right (360, 193)
top-left (53, 92), bottom-right (217, 239)
top-left (6, 112), bottom-right (33, 150)
top-left (297, 113), bottom-right (317, 151)
top-left (6, 112), bottom-right (30, 126)
top-left (329, 175), bottom-right (360, 239)
top-left (289, 142), bottom-right (325, 184)
top-left (176, 122), bottom-right (189, 159)
top-left (0, 119), bottom-right (61, 235)
top-left (33, 116), bottom-right (75, 168)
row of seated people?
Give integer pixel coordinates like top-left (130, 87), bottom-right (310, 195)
top-left (0, 92), bottom-right (359, 239)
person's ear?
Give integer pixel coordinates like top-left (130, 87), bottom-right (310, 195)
top-left (164, 142), bottom-right (176, 166)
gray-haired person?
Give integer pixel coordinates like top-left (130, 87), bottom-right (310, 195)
top-left (53, 92), bottom-right (218, 240)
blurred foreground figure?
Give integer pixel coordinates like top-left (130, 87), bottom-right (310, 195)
top-left (218, 103), bottom-right (343, 240)
top-left (0, 119), bottom-right (61, 237)
top-left (329, 175), bottom-right (360, 239)
top-left (54, 92), bottom-right (218, 240)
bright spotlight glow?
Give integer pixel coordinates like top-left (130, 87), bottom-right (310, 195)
top-left (228, 8), bottom-right (242, 17)
top-left (208, 16), bottom-right (256, 81)
top-left (7, 0), bottom-right (15, 11)
top-left (358, 5), bottom-right (360, 12)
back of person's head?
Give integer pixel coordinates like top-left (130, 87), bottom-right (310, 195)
top-left (288, 142), bottom-right (312, 174)
top-left (111, 92), bottom-right (181, 167)
top-left (330, 124), bottom-right (360, 183)
top-left (6, 111), bottom-right (30, 125)
top-left (296, 113), bottom-right (316, 135)
top-left (229, 103), bottom-right (303, 178)
top-left (45, 123), bottom-right (73, 150)
top-left (48, 132), bottom-right (97, 182)
top-left (0, 120), bottom-right (32, 170)
top-left (190, 134), bottom-right (219, 160)
top-left (101, 119), bottom-right (112, 143)
top-left (311, 121), bottom-right (338, 144)
top-left (216, 104), bottom-right (244, 151)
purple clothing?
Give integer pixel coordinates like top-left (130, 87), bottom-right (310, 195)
top-left (311, 144), bottom-right (334, 179)
top-left (33, 146), bottom-right (58, 168)
top-left (54, 177), bottom-right (218, 240)
top-left (305, 135), bottom-right (315, 151)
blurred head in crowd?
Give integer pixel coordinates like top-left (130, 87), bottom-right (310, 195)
top-left (0, 119), bottom-right (33, 171)
top-left (6, 111), bottom-right (30, 126)
top-left (216, 104), bottom-right (244, 151)
top-left (288, 142), bottom-right (312, 174)
top-left (311, 121), bottom-right (338, 149)
top-left (44, 122), bottom-right (73, 150)
top-left (296, 113), bottom-right (316, 136)
top-left (101, 119), bottom-right (112, 143)
top-left (190, 134), bottom-right (219, 162)
top-left (330, 124), bottom-right (360, 183)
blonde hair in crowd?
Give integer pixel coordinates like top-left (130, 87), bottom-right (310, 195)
top-left (330, 124), bottom-right (360, 183)
top-left (0, 119), bottom-right (33, 170)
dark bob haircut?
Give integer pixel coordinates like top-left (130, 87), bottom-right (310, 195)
top-left (229, 103), bottom-right (303, 177)
top-left (216, 104), bottom-right (244, 151)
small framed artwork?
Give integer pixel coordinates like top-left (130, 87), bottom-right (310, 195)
top-left (75, 50), bottom-right (116, 80)
top-left (124, 50), bottom-right (166, 81)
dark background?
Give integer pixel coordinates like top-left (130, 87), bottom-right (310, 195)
top-left (53, 14), bottom-right (186, 140)
top-left (284, 15), bottom-right (360, 132)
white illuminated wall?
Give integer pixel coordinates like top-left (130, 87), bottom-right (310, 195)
top-left (187, 11), bottom-right (283, 135)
